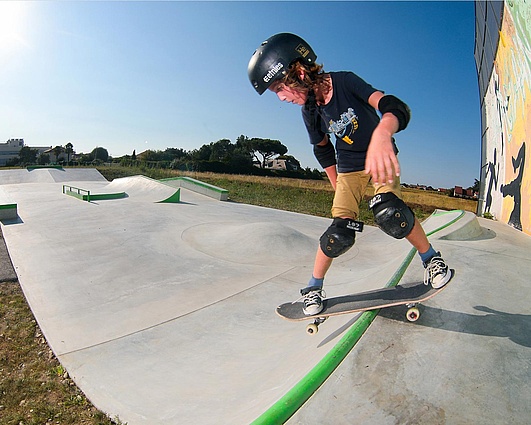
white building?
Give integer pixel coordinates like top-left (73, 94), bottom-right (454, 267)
top-left (0, 139), bottom-right (24, 166)
top-left (0, 138), bottom-right (52, 166)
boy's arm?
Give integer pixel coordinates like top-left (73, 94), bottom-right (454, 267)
top-left (314, 135), bottom-right (337, 190)
top-left (365, 91), bottom-right (407, 186)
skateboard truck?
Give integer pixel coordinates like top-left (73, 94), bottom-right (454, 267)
top-left (306, 304), bottom-right (420, 335)
top-left (306, 316), bottom-right (326, 335)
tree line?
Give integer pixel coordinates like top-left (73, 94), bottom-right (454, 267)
top-left (124, 135), bottom-right (323, 180)
top-left (10, 144), bottom-right (110, 167)
top-left (8, 135), bottom-right (324, 181)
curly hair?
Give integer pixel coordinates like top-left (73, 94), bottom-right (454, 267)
top-left (282, 59), bottom-right (331, 104)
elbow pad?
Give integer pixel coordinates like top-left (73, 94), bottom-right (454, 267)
top-left (378, 95), bottom-right (411, 132)
top-left (313, 142), bottom-right (337, 169)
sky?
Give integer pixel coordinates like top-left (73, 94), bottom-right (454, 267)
top-left (0, 1), bottom-right (480, 189)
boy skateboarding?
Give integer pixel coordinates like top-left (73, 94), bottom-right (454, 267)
top-left (248, 33), bottom-right (452, 316)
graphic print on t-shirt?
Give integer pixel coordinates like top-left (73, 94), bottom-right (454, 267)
top-left (328, 107), bottom-right (359, 144)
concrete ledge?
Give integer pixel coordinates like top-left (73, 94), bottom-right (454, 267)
top-left (160, 177), bottom-right (228, 201)
top-left (27, 165), bottom-right (64, 171)
top-left (0, 204), bottom-right (18, 220)
top-left (0, 187), bottom-right (18, 220)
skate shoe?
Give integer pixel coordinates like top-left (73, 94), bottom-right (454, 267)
top-left (424, 253), bottom-right (452, 289)
top-left (299, 286), bottom-right (325, 316)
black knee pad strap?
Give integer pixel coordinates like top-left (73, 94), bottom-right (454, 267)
top-left (369, 193), bottom-right (415, 239)
top-left (320, 218), bottom-right (364, 258)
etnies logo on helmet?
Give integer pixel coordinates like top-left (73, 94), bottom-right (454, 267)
top-left (295, 44), bottom-right (310, 58)
top-left (263, 62), bottom-right (284, 83)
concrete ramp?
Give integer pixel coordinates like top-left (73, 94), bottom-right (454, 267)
top-left (182, 221), bottom-right (317, 266)
top-left (161, 176), bottom-right (228, 201)
top-left (0, 173), bottom-right (529, 425)
top-left (440, 209), bottom-right (496, 240)
top-left (103, 175), bottom-right (181, 203)
top-left (0, 167), bottom-right (108, 185)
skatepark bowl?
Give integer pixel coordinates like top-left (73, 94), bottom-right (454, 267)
top-left (0, 168), bottom-right (529, 424)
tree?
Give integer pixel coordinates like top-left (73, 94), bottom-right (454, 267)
top-left (164, 148), bottom-right (187, 161)
top-left (248, 137), bottom-right (288, 168)
top-left (17, 146), bottom-right (38, 165)
top-left (235, 135), bottom-right (251, 153)
top-left (91, 147), bottom-right (109, 162)
top-left (209, 139), bottom-right (233, 162)
top-left (65, 142), bottom-right (74, 164)
top-left (38, 153), bottom-right (50, 165)
top-left (140, 150), bottom-right (162, 162)
top-left (52, 145), bottom-right (64, 163)
top-left (190, 144), bottom-right (212, 162)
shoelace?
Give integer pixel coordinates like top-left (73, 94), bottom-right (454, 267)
top-left (293, 289), bottom-right (326, 305)
top-left (424, 257), bottom-right (446, 285)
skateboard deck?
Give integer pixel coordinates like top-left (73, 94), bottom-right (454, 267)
top-left (277, 269), bottom-right (454, 333)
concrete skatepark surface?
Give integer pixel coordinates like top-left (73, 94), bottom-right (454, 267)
top-left (0, 168), bottom-right (529, 424)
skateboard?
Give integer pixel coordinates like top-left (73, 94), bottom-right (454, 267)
top-left (276, 269), bottom-right (455, 335)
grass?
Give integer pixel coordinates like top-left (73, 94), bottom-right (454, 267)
top-left (95, 164), bottom-right (478, 223)
top-left (0, 165), bottom-right (477, 424)
top-left (0, 283), bottom-right (125, 425)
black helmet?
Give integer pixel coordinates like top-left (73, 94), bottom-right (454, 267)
top-left (248, 33), bottom-right (317, 95)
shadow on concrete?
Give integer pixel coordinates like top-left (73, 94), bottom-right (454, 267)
top-left (316, 314), bottom-right (362, 348)
top-left (379, 304), bottom-right (531, 348)
top-left (0, 217), bottom-right (24, 225)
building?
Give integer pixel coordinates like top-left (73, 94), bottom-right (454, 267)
top-left (264, 158), bottom-right (299, 172)
top-left (0, 138), bottom-right (52, 166)
top-left (454, 186), bottom-right (477, 199)
top-left (43, 147), bottom-right (68, 163)
top-left (475, 1), bottom-right (531, 235)
top-left (0, 139), bottom-right (24, 166)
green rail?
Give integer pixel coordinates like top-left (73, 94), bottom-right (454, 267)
top-left (63, 185), bottom-right (91, 202)
top-left (62, 185), bottom-right (126, 202)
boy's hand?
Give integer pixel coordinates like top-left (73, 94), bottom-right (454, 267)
top-left (365, 123), bottom-right (400, 186)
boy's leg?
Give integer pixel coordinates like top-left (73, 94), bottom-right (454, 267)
top-left (373, 176), bottom-right (430, 251)
top-left (312, 247), bottom-right (333, 280)
top-left (300, 171), bottom-right (369, 315)
top-left (313, 170), bottom-right (369, 279)
top-left (373, 177), bottom-right (451, 288)
top-left (405, 218), bottom-right (430, 254)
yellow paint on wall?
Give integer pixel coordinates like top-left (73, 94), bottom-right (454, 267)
top-left (495, 5), bottom-right (531, 234)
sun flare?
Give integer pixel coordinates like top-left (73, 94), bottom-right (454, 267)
top-left (0, 2), bottom-right (31, 52)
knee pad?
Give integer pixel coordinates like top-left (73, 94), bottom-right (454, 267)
top-left (369, 193), bottom-right (415, 239)
top-left (320, 218), bottom-right (364, 258)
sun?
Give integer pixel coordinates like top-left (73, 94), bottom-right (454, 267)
top-left (0, 2), bottom-right (31, 53)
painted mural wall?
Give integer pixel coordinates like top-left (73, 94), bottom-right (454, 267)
top-left (480, 1), bottom-right (530, 235)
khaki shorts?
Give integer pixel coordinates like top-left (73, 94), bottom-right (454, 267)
top-left (331, 170), bottom-right (402, 219)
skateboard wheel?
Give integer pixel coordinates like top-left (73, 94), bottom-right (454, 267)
top-left (306, 323), bottom-right (319, 335)
top-left (406, 307), bottom-right (420, 322)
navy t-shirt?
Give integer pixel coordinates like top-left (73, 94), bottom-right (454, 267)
top-left (302, 71), bottom-right (398, 173)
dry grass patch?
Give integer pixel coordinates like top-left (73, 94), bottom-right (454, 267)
top-left (0, 282), bottom-right (125, 425)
